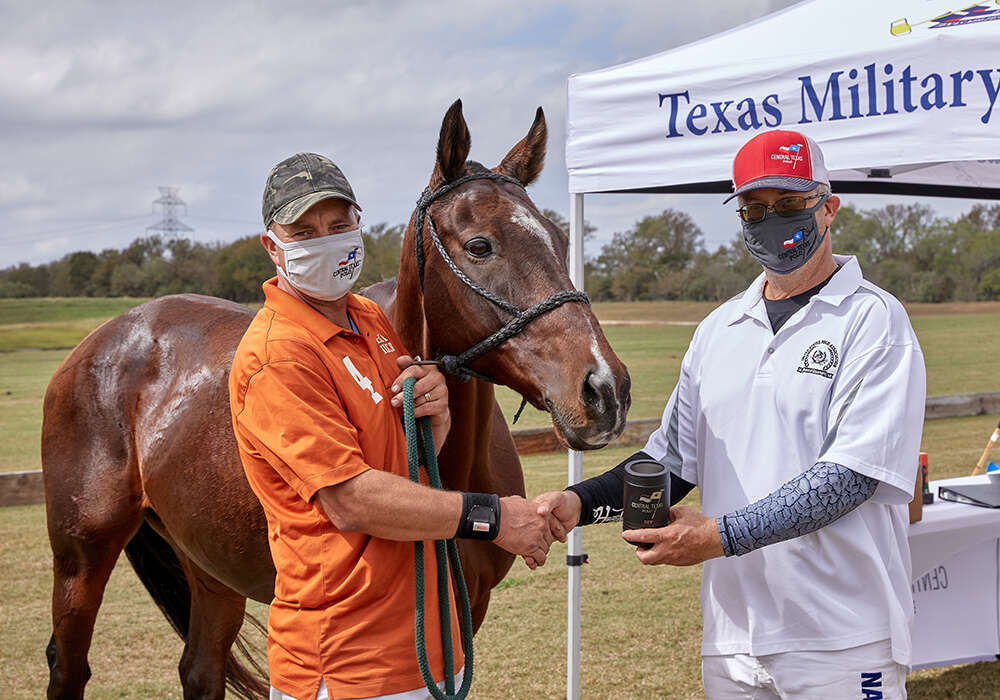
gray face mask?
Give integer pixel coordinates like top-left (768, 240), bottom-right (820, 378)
top-left (741, 194), bottom-right (829, 274)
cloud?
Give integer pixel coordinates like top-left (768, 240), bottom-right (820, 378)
top-left (2, 0), bottom-right (803, 266)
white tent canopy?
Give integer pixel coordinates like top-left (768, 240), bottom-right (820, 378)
top-left (566, 0), bottom-right (1000, 199)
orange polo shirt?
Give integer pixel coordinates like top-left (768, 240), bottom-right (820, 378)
top-left (229, 278), bottom-right (462, 700)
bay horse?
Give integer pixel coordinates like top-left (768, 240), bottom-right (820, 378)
top-left (42, 99), bottom-right (631, 699)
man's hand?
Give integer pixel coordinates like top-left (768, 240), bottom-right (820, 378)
top-left (391, 355), bottom-right (450, 451)
top-left (533, 490), bottom-right (581, 543)
top-left (495, 496), bottom-right (555, 570)
top-left (623, 505), bottom-right (724, 566)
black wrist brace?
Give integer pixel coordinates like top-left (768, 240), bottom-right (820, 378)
top-left (455, 492), bottom-right (501, 540)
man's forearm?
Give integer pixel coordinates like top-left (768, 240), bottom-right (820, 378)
top-left (317, 469), bottom-right (552, 563)
top-left (717, 461), bottom-right (878, 557)
top-left (317, 469), bottom-right (462, 540)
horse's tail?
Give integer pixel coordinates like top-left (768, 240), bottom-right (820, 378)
top-left (124, 521), bottom-right (269, 699)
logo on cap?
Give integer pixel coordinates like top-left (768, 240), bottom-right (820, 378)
top-left (771, 143), bottom-right (806, 170)
top-left (725, 130), bottom-right (829, 202)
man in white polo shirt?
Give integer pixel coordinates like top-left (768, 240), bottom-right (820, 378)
top-left (535, 130), bottom-right (926, 698)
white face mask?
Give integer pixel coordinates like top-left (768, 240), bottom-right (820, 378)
top-left (266, 227), bottom-right (365, 301)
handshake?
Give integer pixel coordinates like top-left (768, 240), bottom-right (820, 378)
top-left (493, 491), bottom-right (583, 570)
top-left (491, 491), bottom-right (723, 569)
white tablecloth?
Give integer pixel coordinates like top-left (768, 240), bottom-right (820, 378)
top-left (908, 475), bottom-right (1000, 669)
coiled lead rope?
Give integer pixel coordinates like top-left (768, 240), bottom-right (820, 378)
top-left (403, 376), bottom-right (475, 700)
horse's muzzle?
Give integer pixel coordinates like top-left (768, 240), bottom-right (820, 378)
top-left (546, 368), bottom-right (631, 450)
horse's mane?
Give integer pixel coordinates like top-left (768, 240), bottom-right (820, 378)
top-left (464, 160), bottom-right (490, 176)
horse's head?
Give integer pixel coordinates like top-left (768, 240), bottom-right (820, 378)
top-left (399, 100), bottom-right (630, 450)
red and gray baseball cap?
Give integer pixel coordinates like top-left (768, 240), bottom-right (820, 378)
top-left (723, 130), bottom-right (830, 203)
top-left (262, 152), bottom-right (362, 228)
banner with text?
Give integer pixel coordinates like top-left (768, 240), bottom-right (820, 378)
top-left (567, 0), bottom-right (1000, 194)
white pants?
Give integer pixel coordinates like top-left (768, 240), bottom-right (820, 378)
top-left (270, 668), bottom-right (465, 700)
top-left (702, 640), bottom-right (907, 699)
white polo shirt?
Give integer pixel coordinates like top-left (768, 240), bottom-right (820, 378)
top-left (644, 255), bottom-right (926, 666)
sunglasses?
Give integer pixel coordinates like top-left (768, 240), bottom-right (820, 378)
top-left (737, 193), bottom-right (828, 223)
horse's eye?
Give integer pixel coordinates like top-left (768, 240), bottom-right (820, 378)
top-left (464, 237), bottom-right (493, 259)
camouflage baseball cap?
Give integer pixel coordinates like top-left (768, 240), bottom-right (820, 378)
top-left (262, 152), bottom-right (362, 228)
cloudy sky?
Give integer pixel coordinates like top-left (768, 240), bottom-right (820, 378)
top-left (3, 0), bottom-right (979, 267)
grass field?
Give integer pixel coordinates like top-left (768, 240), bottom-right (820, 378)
top-left (496, 303), bottom-right (1000, 429)
top-left (1, 297), bottom-right (999, 697)
top-left (0, 297), bottom-right (149, 351)
top-left (0, 297), bottom-right (152, 326)
top-left (3, 298), bottom-right (998, 471)
top-left (2, 417), bottom-right (998, 698)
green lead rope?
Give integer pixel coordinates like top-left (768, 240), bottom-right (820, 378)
top-left (402, 377), bottom-right (475, 700)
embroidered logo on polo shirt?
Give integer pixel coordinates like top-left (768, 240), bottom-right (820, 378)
top-left (375, 333), bottom-right (395, 355)
top-left (796, 340), bottom-right (839, 379)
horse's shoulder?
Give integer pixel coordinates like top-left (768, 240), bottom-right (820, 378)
top-left (54, 294), bottom-right (256, 387)
top-left (358, 279), bottom-right (397, 319)
top-left (126, 294), bottom-right (255, 342)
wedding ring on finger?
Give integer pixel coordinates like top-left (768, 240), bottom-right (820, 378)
top-left (424, 392), bottom-right (432, 403)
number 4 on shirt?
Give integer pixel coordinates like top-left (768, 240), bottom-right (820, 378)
top-left (342, 356), bottom-right (383, 404)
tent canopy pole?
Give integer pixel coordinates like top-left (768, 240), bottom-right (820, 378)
top-left (566, 192), bottom-right (586, 700)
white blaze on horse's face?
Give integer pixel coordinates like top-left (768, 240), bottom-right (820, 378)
top-left (586, 326), bottom-right (626, 444)
top-left (508, 204), bottom-right (557, 257)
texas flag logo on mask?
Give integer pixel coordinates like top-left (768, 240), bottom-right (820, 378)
top-left (783, 230), bottom-right (804, 248)
top-left (339, 247), bottom-right (360, 266)
top-left (333, 246), bottom-right (363, 279)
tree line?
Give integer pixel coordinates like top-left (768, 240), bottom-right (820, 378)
top-left (2, 204), bottom-right (998, 303)
top-left (0, 223), bottom-right (406, 303)
top-left (579, 202), bottom-right (1000, 303)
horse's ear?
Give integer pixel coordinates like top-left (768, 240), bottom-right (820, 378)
top-left (430, 99), bottom-right (471, 189)
top-left (496, 106), bottom-right (546, 186)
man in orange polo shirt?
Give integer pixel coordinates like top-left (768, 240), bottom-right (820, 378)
top-left (230, 153), bottom-right (554, 700)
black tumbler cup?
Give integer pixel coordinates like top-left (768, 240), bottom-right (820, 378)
top-left (623, 460), bottom-right (670, 549)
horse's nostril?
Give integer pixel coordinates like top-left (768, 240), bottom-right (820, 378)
top-left (581, 371), bottom-right (603, 409)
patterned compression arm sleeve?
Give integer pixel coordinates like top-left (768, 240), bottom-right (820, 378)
top-left (717, 461), bottom-right (878, 557)
top-left (567, 451), bottom-right (696, 526)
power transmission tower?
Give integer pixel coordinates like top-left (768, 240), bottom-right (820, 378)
top-left (147, 186), bottom-right (194, 238)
